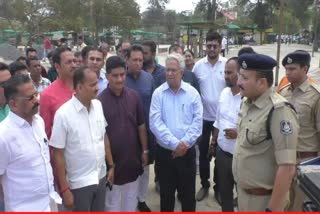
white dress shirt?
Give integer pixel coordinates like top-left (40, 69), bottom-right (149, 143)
top-left (150, 81), bottom-right (203, 151)
top-left (192, 56), bottom-right (227, 121)
top-left (49, 96), bottom-right (107, 189)
top-left (98, 69), bottom-right (108, 95)
top-left (213, 87), bottom-right (241, 154)
top-left (0, 112), bottom-right (61, 211)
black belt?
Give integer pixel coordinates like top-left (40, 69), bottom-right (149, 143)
top-left (217, 145), bottom-right (233, 158)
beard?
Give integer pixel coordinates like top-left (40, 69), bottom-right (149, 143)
top-left (207, 51), bottom-right (218, 60)
top-left (226, 81), bottom-right (234, 87)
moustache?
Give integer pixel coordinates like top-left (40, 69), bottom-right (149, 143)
top-left (239, 86), bottom-right (244, 90)
top-left (32, 102), bottom-right (40, 110)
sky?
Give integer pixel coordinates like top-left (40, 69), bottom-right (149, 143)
top-left (136, 0), bottom-right (199, 13)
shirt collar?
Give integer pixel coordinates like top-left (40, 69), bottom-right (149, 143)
top-left (204, 56), bottom-right (223, 65)
top-left (71, 95), bottom-right (93, 113)
top-left (107, 85), bottom-right (126, 97)
top-left (0, 104), bottom-right (9, 111)
top-left (56, 78), bottom-right (75, 93)
top-left (297, 78), bottom-right (309, 93)
top-left (127, 70), bottom-right (143, 79)
top-left (99, 69), bottom-right (106, 80)
top-left (250, 88), bottom-right (273, 109)
top-left (163, 80), bottom-right (188, 93)
top-left (8, 111), bottom-right (31, 128)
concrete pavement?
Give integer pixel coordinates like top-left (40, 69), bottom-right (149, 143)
top-left (145, 43), bottom-right (320, 212)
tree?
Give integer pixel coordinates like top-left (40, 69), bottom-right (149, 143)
top-left (147, 0), bottom-right (169, 10)
top-left (1, 0), bottom-right (53, 39)
top-left (194, 0), bottom-right (217, 21)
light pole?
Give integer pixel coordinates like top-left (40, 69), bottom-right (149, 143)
top-left (312, 0), bottom-right (320, 57)
top-left (275, 0), bottom-right (284, 86)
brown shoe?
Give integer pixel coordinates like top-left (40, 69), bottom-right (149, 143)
top-left (196, 187), bottom-right (209, 201)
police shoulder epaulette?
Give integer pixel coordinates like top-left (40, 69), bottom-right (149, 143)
top-left (309, 82), bottom-right (320, 94)
top-left (266, 101), bottom-right (296, 140)
top-left (278, 82), bottom-right (291, 92)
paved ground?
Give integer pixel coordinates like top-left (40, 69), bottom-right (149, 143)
top-left (145, 43), bottom-right (320, 212)
top-left (1, 43), bottom-right (319, 211)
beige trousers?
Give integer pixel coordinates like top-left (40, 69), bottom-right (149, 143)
top-left (237, 187), bottom-right (289, 211)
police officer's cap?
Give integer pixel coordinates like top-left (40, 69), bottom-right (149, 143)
top-left (282, 50), bottom-right (311, 67)
top-left (238, 53), bottom-right (277, 72)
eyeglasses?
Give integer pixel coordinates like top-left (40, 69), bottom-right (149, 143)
top-left (166, 68), bottom-right (180, 73)
top-left (206, 44), bottom-right (219, 50)
top-left (15, 92), bottom-right (39, 101)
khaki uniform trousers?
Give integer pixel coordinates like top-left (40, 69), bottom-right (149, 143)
top-left (238, 187), bottom-right (289, 211)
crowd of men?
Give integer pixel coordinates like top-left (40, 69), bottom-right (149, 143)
top-left (0, 31), bottom-right (319, 212)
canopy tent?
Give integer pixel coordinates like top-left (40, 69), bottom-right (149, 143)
top-left (226, 24), bottom-right (240, 30)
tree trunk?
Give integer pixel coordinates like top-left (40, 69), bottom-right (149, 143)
top-left (260, 30), bottom-right (263, 45)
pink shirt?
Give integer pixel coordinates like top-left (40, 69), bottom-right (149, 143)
top-left (40, 78), bottom-right (74, 139)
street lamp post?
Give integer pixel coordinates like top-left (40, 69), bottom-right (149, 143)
top-left (275, 0), bottom-right (284, 86)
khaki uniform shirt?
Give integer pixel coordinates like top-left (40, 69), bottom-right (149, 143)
top-left (279, 79), bottom-right (320, 152)
top-left (232, 88), bottom-right (298, 190)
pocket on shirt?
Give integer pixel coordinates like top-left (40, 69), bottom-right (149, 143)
top-left (245, 125), bottom-right (268, 145)
top-left (182, 104), bottom-right (193, 124)
top-left (297, 103), bottom-right (312, 127)
top-left (95, 119), bottom-right (106, 141)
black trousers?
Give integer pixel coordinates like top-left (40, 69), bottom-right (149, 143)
top-left (216, 145), bottom-right (235, 211)
top-left (158, 146), bottom-right (196, 212)
top-left (199, 120), bottom-right (219, 192)
top-left (221, 49), bottom-right (226, 57)
top-left (154, 144), bottom-right (160, 182)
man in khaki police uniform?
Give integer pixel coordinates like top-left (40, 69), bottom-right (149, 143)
top-left (233, 53), bottom-right (299, 211)
top-left (279, 50), bottom-right (320, 211)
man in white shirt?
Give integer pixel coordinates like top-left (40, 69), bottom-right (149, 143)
top-left (50, 66), bottom-right (114, 211)
top-left (193, 31), bottom-right (227, 202)
top-left (150, 54), bottom-right (203, 211)
top-left (0, 74), bottom-right (61, 211)
top-left (209, 57), bottom-right (241, 211)
top-left (77, 36), bottom-right (87, 51)
top-left (221, 36), bottom-right (227, 57)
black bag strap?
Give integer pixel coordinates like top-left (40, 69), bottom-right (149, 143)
top-left (266, 102), bottom-right (296, 140)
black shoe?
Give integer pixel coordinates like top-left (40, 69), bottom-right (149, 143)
top-left (137, 201), bottom-right (151, 212)
top-left (214, 192), bottom-right (222, 206)
top-left (196, 187), bottom-right (209, 201)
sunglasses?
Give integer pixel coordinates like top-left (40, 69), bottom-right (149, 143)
top-left (15, 92), bottom-right (39, 101)
top-left (206, 44), bottom-right (219, 50)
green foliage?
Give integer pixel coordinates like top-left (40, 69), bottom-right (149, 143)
top-left (0, 0), bottom-right (141, 41)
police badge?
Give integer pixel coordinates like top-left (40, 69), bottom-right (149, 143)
top-left (242, 61), bottom-right (247, 69)
top-left (287, 57), bottom-right (293, 64)
top-left (280, 120), bottom-right (293, 135)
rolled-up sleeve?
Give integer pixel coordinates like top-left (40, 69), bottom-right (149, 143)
top-left (271, 105), bottom-right (299, 165)
top-left (149, 89), bottom-right (180, 151)
top-left (181, 93), bottom-right (203, 147)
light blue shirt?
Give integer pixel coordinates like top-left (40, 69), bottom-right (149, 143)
top-left (150, 81), bottom-right (203, 151)
top-left (98, 69), bottom-right (108, 95)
